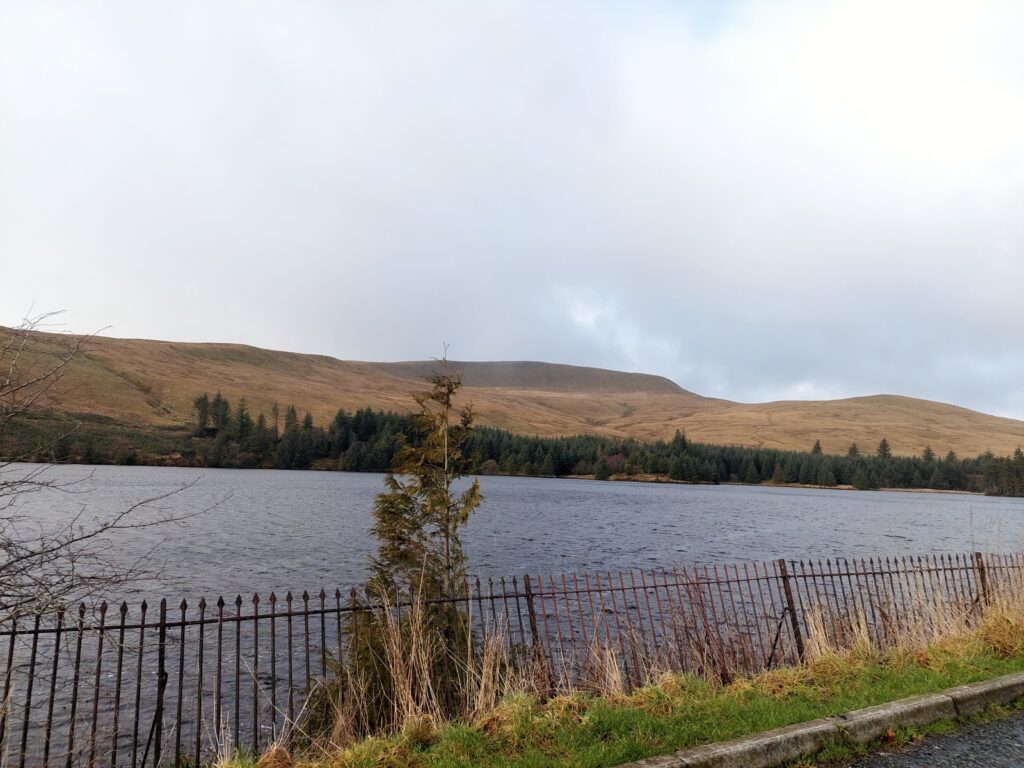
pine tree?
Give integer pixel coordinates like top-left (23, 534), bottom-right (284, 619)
top-left (876, 437), bottom-right (892, 459)
top-left (369, 355), bottom-right (482, 599)
top-left (811, 440), bottom-right (823, 455)
top-left (670, 429), bottom-right (688, 453)
top-left (193, 393), bottom-right (211, 434)
top-left (847, 443), bottom-right (860, 457)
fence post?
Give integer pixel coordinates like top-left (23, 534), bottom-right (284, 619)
top-left (974, 552), bottom-right (990, 607)
top-left (154, 599), bottom-right (168, 766)
top-left (523, 574), bottom-right (541, 651)
top-left (778, 559), bottom-right (805, 660)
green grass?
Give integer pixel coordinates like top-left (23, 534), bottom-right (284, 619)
top-left (271, 644), bottom-right (1024, 768)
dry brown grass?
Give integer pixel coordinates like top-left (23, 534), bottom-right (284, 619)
top-left (10, 327), bottom-right (1023, 456)
top-left (243, 581), bottom-right (1024, 768)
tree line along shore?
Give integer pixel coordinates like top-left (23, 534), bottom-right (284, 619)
top-left (5, 390), bottom-right (1024, 496)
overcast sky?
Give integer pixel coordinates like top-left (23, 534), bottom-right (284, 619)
top-left (2, 1), bottom-right (1023, 417)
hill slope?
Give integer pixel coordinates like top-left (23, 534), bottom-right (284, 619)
top-left (11, 329), bottom-right (1024, 457)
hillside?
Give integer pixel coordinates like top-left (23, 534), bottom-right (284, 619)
top-left (10, 328), bottom-right (1024, 457)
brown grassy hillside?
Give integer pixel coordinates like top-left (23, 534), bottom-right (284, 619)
top-left (9, 328), bottom-right (1024, 457)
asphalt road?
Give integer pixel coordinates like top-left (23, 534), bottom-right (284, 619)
top-left (846, 710), bottom-right (1024, 766)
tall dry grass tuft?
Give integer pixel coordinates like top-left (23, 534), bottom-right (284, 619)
top-left (463, 629), bottom-right (518, 719)
top-left (580, 641), bottom-right (625, 698)
top-left (375, 596), bottom-right (445, 733)
top-left (977, 591), bottom-right (1024, 658)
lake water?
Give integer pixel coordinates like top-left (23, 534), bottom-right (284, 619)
top-left (4, 463), bottom-right (1024, 603)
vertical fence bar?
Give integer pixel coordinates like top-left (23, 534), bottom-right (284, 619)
top-left (0, 614), bottom-right (16, 756)
top-left (195, 597), bottom-right (207, 766)
top-left (545, 575), bottom-right (566, 672)
top-left (109, 602), bottom-right (127, 768)
top-left (742, 563), bottom-right (767, 666)
top-left (866, 558), bottom-right (886, 644)
top-left (252, 593), bottom-right (260, 751)
top-left (286, 593), bottom-right (294, 726)
top-left (754, 561), bottom-right (784, 666)
top-left (702, 564), bottom-right (731, 680)
top-left (302, 592), bottom-right (311, 692)
top-left (319, 589), bottom-right (328, 680)
top-left (622, 570), bottom-right (645, 676)
top-left (511, 576), bottom-right (527, 654)
top-left (214, 597), bottom-right (224, 751)
top-left (88, 601), bottom-right (108, 767)
top-left (130, 601), bottom-right (147, 768)
top-left (498, 578), bottom-right (516, 654)
top-left (522, 575), bottom-right (541, 654)
top-left (43, 608), bottom-right (66, 766)
top-left (269, 593), bottom-right (278, 740)
top-left (475, 577), bottom-right (487, 643)
top-left (571, 573), bottom-right (590, 652)
top-left (18, 612), bottom-right (41, 768)
top-left (334, 589), bottom-right (343, 673)
top-left (605, 571), bottom-right (631, 686)
top-left (149, 599), bottom-right (169, 768)
top-left (535, 574), bottom-right (553, 666)
top-left (717, 564), bottom-right (746, 671)
top-left (659, 568), bottom-right (686, 670)
top-left (174, 600), bottom-right (186, 767)
top-left (592, 571), bottom-right (614, 656)
top-left (487, 577), bottom-right (499, 633)
top-left (674, 566), bottom-right (703, 671)
top-left (65, 605), bottom-right (86, 768)
top-left (233, 595), bottom-right (241, 752)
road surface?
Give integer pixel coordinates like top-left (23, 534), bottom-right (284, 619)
top-left (846, 710), bottom-right (1024, 766)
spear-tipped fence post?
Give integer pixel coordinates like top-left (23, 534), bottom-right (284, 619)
top-left (778, 559), bottom-right (805, 660)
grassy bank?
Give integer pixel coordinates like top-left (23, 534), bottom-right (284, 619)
top-left (222, 600), bottom-right (1024, 768)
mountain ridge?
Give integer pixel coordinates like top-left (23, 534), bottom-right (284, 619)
top-left (8, 328), bottom-right (1024, 457)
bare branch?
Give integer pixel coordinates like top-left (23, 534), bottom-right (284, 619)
top-left (0, 312), bottom-right (211, 619)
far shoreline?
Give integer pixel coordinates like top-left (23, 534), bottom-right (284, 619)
top-left (4, 457), bottom-right (993, 498)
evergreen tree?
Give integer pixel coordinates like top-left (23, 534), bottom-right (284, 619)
top-left (369, 356), bottom-right (482, 598)
top-left (876, 437), bottom-right (892, 459)
top-left (670, 429), bottom-right (688, 453)
top-left (811, 440), bottom-right (823, 455)
top-left (211, 392), bottom-right (231, 431)
top-left (193, 393), bottom-right (211, 434)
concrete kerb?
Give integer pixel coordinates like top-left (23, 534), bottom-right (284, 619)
top-left (619, 671), bottom-right (1024, 768)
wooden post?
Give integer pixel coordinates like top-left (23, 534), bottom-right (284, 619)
top-left (778, 559), bottom-right (805, 660)
top-left (974, 552), bottom-right (990, 607)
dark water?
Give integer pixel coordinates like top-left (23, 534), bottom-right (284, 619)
top-left (5, 463), bottom-right (1024, 602)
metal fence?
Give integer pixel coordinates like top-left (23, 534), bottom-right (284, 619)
top-left (1, 551), bottom-right (1020, 767)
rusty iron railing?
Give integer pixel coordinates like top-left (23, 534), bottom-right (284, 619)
top-left (0, 551), bottom-right (1020, 767)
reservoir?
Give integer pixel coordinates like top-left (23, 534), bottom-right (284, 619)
top-left (5, 463), bottom-right (1023, 602)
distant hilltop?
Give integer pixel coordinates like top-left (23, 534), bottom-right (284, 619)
top-left (6, 327), bottom-right (1024, 457)
top-left (369, 360), bottom-right (689, 395)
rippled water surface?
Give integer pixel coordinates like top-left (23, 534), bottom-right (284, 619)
top-left (6, 463), bottom-right (1024, 601)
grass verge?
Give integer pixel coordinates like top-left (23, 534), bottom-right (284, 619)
top-left (229, 635), bottom-right (1024, 768)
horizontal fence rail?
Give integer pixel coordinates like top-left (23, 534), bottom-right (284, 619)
top-left (0, 551), bottom-right (1019, 766)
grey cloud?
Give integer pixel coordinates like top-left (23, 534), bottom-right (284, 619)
top-left (2, 0), bottom-right (1023, 416)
